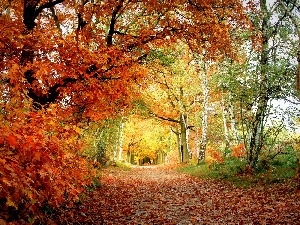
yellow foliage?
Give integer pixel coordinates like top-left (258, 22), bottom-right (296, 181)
top-left (123, 116), bottom-right (170, 159)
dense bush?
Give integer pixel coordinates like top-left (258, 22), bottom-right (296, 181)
top-left (0, 106), bottom-right (98, 222)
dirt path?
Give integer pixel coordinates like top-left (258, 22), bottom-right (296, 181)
top-left (56, 165), bottom-right (300, 224)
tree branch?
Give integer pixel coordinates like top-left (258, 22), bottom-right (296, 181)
top-left (107, 0), bottom-right (124, 46)
top-left (278, 0), bottom-right (300, 96)
top-left (50, 6), bottom-right (62, 34)
top-left (150, 111), bottom-right (180, 124)
top-left (23, 0), bottom-right (64, 30)
top-left (170, 126), bottom-right (180, 135)
top-left (35, 0), bottom-right (64, 18)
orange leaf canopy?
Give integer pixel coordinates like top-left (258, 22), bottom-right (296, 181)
top-left (0, 0), bottom-right (246, 119)
top-left (0, 0), bottom-right (247, 219)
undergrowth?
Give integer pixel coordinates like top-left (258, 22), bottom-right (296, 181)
top-left (114, 160), bottom-right (133, 170)
top-left (179, 155), bottom-right (299, 188)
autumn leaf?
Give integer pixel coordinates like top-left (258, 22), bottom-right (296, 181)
top-left (6, 197), bottom-right (17, 209)
top-left (7, 134), bottom-right (17, 148)
top-left (2, 177), bottom-right (11, 186)
top-left (45, 166), bottom-right (300, 224)
top-left (33, 152), bottom-right (42, 162)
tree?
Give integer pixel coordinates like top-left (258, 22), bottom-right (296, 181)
top-left (246, 0), bottom-right (297, 167)
top-left (0, 0), bottom-right (247, 220)
top-left (83, 118), bottom-right (124, 165)
top-left (143, 44), bottom-right (199, 163)
top-left (1, 0), bottom-right (246, 115)
top-left (215, 0), bottom-right (298, 168)
top-left (122, 116), bottom-right (170, 164)
top-left (277, 0), bottom-right (300, 97)
top-left (193, 56), bottom-right (218, 163)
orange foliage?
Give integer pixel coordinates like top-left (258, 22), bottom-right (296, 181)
top-left (206, 147), bottom-right (224, 164)
top-left (0, 102), bottom-right (98, 217)
top-left (231, 143), bottom-right (246, 158)
top-left (0, 0), bottom-right (247, 221)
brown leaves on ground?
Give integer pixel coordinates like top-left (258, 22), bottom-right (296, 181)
top-left (54, 165), bottom-right (300, 224)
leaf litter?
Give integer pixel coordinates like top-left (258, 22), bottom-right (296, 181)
top-left (53, 165), bottom-right (300, 224)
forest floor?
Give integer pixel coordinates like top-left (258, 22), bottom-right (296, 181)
top-left (53, 165), bottom-right (300, 225)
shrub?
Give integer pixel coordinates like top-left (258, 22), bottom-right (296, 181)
top-left (0, 108), bottom-right (98, 222)
top-left (231, 143), bottom-right (246, 158)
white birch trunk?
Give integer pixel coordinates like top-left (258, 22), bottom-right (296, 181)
top-left (221, 94), bottom-right (230, 149)
top-left (198, 62), bottom-right (210, 163)
top-left (228, 94), bottom-right (239, 144)
top-left (117, 118), bottom-right (125, 160)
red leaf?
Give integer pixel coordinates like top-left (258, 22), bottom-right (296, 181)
top-left (7, 134), bottom-right (17, 148)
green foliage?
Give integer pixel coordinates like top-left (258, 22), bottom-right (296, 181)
top-left (258, 146), bottom-right (299, 179)
top-left (115, 160), bottom-right (133, 170)
top-left (86, 176), bottom-right (102, 192)
top-left (83, 118), bottom-right (123, 164)
top-left (147, 49), bottom-right (177, 66)
top-left (273, 146), bottom-right (298, 168)
top-left (180, 150), bottom-right (299, 187)
top-left (180, 158), bottom-right (246, 180)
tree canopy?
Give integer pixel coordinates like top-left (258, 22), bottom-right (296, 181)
top-left (1, 0), bottom-right (300, 223)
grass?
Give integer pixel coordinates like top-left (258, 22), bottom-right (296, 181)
top-left (179, 157), bottom-right (299, 188)
top-left (114, 160), bottom-right (133, 170)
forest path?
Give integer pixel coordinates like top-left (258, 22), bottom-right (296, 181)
top-left (57, 165), bottom-right (300, 224)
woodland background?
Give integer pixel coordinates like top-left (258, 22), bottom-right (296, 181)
top-left (0, 0), bottom-right (300, 223)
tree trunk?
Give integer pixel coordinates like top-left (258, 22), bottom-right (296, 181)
top-left (180, 113), bottom-right (189, 163)
top-left (222, 92), bottom-right (239, 150)
top-left (248, 0), bottom-right (269, 168)
top-left (198, 63), bottom-right (209, 164)
top-left (127, 150), bottom-right (134, 164)
top-left (117, 117), bottom-right (125, 160)
top-left (248, 99), bottom-right (267, 167)
top-left (173, 127), bottom-right (182, 162)
top-left (169, 126), bottom-right (173, 159)
top-left (156, 150), bottom-right (166, 164)
top-left (221, 94), bottom-right (230, 149)
top-left (195, 127), bottom-right (200, 160)
top-left (228, 94), bottom-right (239, 144)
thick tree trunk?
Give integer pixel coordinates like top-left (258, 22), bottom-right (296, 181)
top-left (195, 127), bottom-right (201, 162)
top-left (173, 128), bottom-right (182, 162)
top-left (248, 98), bottom-right (268, 167)
top-left (169, 126), bottom-right (173, 160)
top-left (156, 150), bottom-right (166, 164)
top-left (222, 93), bottom-right (239, 150)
